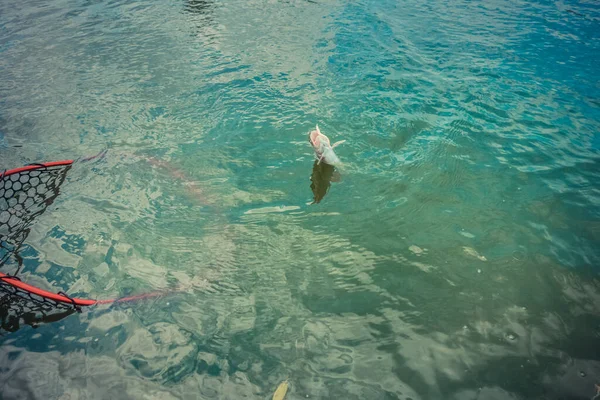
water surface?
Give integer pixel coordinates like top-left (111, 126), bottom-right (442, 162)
top-left (1, 0), bottom-right (600, 398)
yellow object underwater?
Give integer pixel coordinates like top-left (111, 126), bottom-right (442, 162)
top-left (272, 380), bottom-right (289, 400)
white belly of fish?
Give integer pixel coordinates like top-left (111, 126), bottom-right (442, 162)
top-left (317, 146), bottom-right (341, 165)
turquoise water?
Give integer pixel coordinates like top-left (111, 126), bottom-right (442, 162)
top-left (1, 0), bottom-right (600, 398)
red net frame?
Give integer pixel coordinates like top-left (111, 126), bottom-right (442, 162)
top-left (0, 160), bottom-right (95, 330)
top-left (0, 160), bottom-right (100, 303)
top-left (0, 159), bottom-right (173, 332)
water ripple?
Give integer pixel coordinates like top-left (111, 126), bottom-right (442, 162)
top-left (1, 0), bottom-right (600, 398)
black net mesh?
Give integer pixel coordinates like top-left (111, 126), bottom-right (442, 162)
top-left (0, 163), bottom-right (71, 270)
top-left (0, 276), bottom-right (76, 333)
top-left (0, 163), bottom-right (73, 332)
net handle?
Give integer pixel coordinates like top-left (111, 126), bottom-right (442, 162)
top-left (0, 272), bottom-right (97, 307)
top-left (1, 160), bottom-right (74, 179)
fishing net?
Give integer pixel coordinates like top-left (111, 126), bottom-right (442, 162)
top-left (0, 161), bottom-right (82, 332)
top-left (0, 276), bottom-right (76, 333)
top-left (0, 161), bottom-right (72, 271)
top-left (0, 158), bottom-right (174, 333)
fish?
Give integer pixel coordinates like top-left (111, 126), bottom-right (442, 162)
top-left (462, 246), bottom-right (487, 261)
top-left (78, 149), bottom-right (108, 163)
top-left (308, 124), bottom-right (345, 166)
top-left (146, 157), bottom-right (213, 207)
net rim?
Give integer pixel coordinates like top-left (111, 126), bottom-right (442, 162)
top-left (2, 160), bottom-right (74, 178)
top-left (2, 158), bottom-right (169, 309)
top-left (0, 273), bottom-right (98, 307)
top-left (1, 160), bottom-right (94, 308)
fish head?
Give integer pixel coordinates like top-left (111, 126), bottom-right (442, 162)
top-left (309, 125), bottom-right (332, 157)
top-left (309, 129), bottom-right (321, 149)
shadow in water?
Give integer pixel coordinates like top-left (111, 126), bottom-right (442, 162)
top-left (310, 160), bottom-right (340, 204)
top-left (182, 0), bottom-right (218, 41)
top-left (184, 0), bottom-right (213, 15)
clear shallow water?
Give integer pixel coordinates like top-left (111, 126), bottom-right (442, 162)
top-left (1, 0), bottom-right (600, 398)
